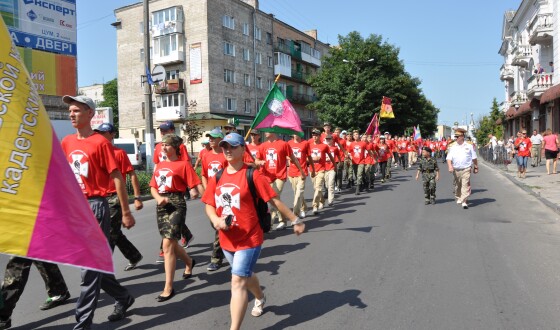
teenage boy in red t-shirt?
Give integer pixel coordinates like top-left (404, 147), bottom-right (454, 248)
top-left (255, 132), bottom-right (305, 230)
top-left (309, 129), bottom-right (336, 213)
top-left (288, 134), bottom-right (315, 218)
top-left (325, 135), bottom-right (342, 206)
top-left (95, 123), bottom-right (144, 271)
top-left (350, 131), bottom-right (374, 195)
top-left (514, 130), bottom-right (532, 178)
top-left (61, 95), bottom-right (135, 329)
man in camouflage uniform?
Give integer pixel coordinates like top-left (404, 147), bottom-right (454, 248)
top-left (416, 147), bottom-right (440, 204)
top-left (0, 258), bottom-right (71, 329)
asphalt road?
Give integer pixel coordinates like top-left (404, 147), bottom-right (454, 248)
top-left (2, 161), bottom-right (560, 329)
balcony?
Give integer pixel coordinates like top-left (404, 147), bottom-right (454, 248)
top-left (500, 64), bottom-right (514, 81)
top-left (274, 63), bottom-right (291, 78)
top-left (152, 50), bottom-right (184, 65)
top-left (511, 44), bottom-right (533, 67)
top-left (301, 51), bottom-right (321, 67)
top-left (155, 93), bottom-right (186, 121)
top-left (509, 91), bottom-right (528, 106)
top-left (286, 93), bottom-right (316, 105)
top-left (291, 70), bottom-right (310, 82)
top-left (154, 78), bottom-right (184, 94)
top-left (528, 13), bottom-right (553, 45)
top-left (527, 73), bottom-right (553, 99)
top-left (151, 20), bottom-right (183, 37)
top-left (274, 41), bottom-right (302, 60)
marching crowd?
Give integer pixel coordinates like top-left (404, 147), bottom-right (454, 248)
top-left (0, 95), bottom-right (479, 330)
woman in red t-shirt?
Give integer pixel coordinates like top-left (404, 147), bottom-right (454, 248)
top-left (149, 134), bottom-right (204, 302)
top-left (514, 131), bottom-right (532, 178)
top-left (202, 133), bottom-right (304, 329)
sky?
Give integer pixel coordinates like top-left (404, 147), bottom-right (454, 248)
top-left (76, 0), bottom-right (522, 127)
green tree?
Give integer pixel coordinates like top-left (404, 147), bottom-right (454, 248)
top-left (183, 101), bottom-right (204, 157)
top-left (475, 98), bottom-right (504, 145)
top-left (308, 31), bottom-right (439, 134)
top-left (98, 78), bottom-right (119, 131)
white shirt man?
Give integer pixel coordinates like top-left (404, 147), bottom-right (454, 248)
top-left (446, 130), bottom-right (478, 209)
top-left (530, 130), bottom-right (543, 166)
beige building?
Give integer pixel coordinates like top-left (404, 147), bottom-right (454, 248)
top-left (78, 84), bottom-right (105, 106)
top-left (113, 0), bottom-right (329, 154)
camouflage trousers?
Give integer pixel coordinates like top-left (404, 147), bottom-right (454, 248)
top-left (422, 173), bottom-right (437, 201)
top-left (156, 193), bottom-right (186, 241)
top-left (0, 257), bottom-right (68, 319)
top-left (108, 195), bottom-right (142, 263)
top-left (352, 164), bottom-right (365, 186)
top-left (211, 230), bottom-right (224, 264)
top-left (344, 159), bottom-right (354, 182)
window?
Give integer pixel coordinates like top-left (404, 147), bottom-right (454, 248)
top-left (225, 98), bottom-right (237, 112)
top-left (267, 79), bottom-right (273, 90)
top-left (166, 70), bottom-right (180, 80)
top-left (139, 22), bottom-right (144, 34)
top-left (255, 52), bottom-right (262, 64)
top-left (157, 93), bottom-right (185, 108)
top-left (152, 7), bottom-right (180, 26)
top-left (256, 77), bottom-right (262, 89)
top-left (244, 74), bottom-right (250, 87)
top-left (308, 109), bottom-right (313, 119)
top-left (153, 34), bottom-right (178, 57)
top-left (277, 52), bottom-right (290, 66)
top-left (224, 69), bottom-right (235, 83)
top-left (140, 48), bottom-right (144, 62)
top-left (266, 32), bottom-right (272, 45)
top-left (243, 48), bottom-right (250, 61)
top-left (254, 26), bottom-right (261, 41)
top-left (267, 56), bottom-right (273, 68)
top-left (243, 23), bottom-right (249, 36)
top-left (224, 41), bottom-right (235, 56)
top-left (222, 15), bottom-right (235, 29)
top-left (244, 99), bottom-right (251, 113)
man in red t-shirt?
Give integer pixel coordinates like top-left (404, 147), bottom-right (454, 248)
top-left (61, 95), bottom-right (135, 328)
top-left (350, 131), bottom-right (374, 195)
top-left (407, 136), bottom-right (417, 168)
top-left (255, 132), bottom-right (305, 230)
top-left (384, 132), bottom-right (397, 177)
top-left (154, 121), bottom-right (191, 164)
top-left (194, 139), bottom-right (211, 169)
top-left (246, 129), bottom-right (262, 160)
top-left (95, 123), bottom-right (144, 271)
top-left (288, 134), bottom-right (315, 218)
top-left (201, 128), bottom-right (228, 271)
top-left (325, 135), bottom-right (342, 206)
top-left (514, 130), bottom-right (532, 178)
top-left (308, 129), bottom-right (336, 213)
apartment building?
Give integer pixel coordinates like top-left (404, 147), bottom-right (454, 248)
top-left (113, 0), bottom-right (329, 151)
top-left (499, 0), bottom-right (560, 136)
top-left (78, 84), bottom-right (105, 106)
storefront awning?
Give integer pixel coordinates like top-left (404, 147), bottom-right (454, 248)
top-left (540, 83), bottom-right (560, 104)
top-left (513, 100), bottom-right (531, 118)
top-left (505, 106), bottom-right (515, 118)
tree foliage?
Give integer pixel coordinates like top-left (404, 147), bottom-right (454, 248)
top-left (98, 78), bottom-right (119, 131)
top-left (307, 31), bottom-right (439, 135)
top-left (475, 98), bottom-right (504, 145)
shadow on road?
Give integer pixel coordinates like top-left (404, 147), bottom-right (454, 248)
top-left (263, 289), bottom-right (367, 329)
top-left (468, 198), bottom-right (496, 207)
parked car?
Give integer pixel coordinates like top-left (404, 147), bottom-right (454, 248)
top-left (139, 143), bottom-right (147, 166)
top-left (113, 138), bottom-right (143, 169)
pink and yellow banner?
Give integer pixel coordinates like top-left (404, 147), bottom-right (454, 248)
top-left (0, 18), bottom-right (113, 273)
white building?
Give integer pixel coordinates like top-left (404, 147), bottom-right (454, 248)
top-left (78, 84), bottom-right (105, 106)
top-left (499, 0), bottom-right (559, 136)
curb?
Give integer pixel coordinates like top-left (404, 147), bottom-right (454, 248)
top-left (481, 160), bottom-right (560, 215)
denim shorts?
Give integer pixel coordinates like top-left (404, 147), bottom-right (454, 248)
top-left (223, 246), bottom-right (262, 277)
top-left (516, 155), bottom-right (528, 167)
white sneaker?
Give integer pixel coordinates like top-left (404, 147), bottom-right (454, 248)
top-left (312, 207), bottom-right (318, 215)
top-left (318, 203), bottom-right (324, 210)
top-left (251, 295), bottom-right (266, 317)
top-left (462, 202), bottom-right (468, 209)
top-left (456, 199), bottom-right (462, 204)
top-left (299, 211), bottom-right (306, 219)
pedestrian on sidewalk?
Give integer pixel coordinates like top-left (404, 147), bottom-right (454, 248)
top-left (202, 133), bottom-right (305, 330)
top-left (416, 147), bottom-right (440, 204)
top-left (150, 134), bottom-right (204, 302)
top-left (530, 129), bottom-right (544, 167)
top-left (542, 128), bottom-right (559, 174)
top-left (446, 128), bottom-right (478, 209)
top-left (514, 131), bottom-right (532, 178)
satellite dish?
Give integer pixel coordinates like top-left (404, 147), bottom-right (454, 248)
top-left (151, 65), bottom-right (165, 83)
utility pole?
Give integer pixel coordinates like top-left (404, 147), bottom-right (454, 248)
top-left (143, 0), bottom-right (154, 172)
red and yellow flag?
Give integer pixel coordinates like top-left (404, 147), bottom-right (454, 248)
top-left (380, 96), bottom-right (395, 119)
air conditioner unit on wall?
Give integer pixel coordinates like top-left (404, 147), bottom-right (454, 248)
top-left (532, 109), bottom-right (539, 121)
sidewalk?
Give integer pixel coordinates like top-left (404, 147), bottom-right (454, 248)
top-left (482, 158), bottom-right (560, 214)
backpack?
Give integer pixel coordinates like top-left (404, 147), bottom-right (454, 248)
top-left (215, 167), bottom-right (272, 233)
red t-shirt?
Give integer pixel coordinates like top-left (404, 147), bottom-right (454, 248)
top-left (201, 151), bottom-right (228, 180)
top-left (309, 142), bottom-right (330, 172)
top-left (62, 133), bottom-right (119, 198)
top-left (439, 141), bottom-right (448, 151)
top-left (201, 165), bottom-right (277, 251)
top-left (350, 141), bottom-right (368, 164)
top-left (154, 142), bottom-right (190, 164)
top-left (337, 139), bottom-right (347, 161)
top-left (325, 145), bottom-right (341, 171)
top-left (406, 142), bottom-right (416, 152)
top-left (288, 140), bottom-right (310, 177)
top-left (386, 139), bottom-right (396, 153)
top-left (320, 132), bottom-right (340, 146)
top-left (364, 143), bottom-right (376, 165)
top-left (107, 146), bottom-right (134, 193)
top-left (257, 139), bottom-right (293, 181)
top-left (515, 138), bottom-right (532, 157)
top-left (150, 159), bottom-right (201, 193)
top-left (375, 143), bottom-right (392, 162)
top-left (397, 140), bottom-right (409, 154)
top-left (247, 143), bottom-right (261, 159)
